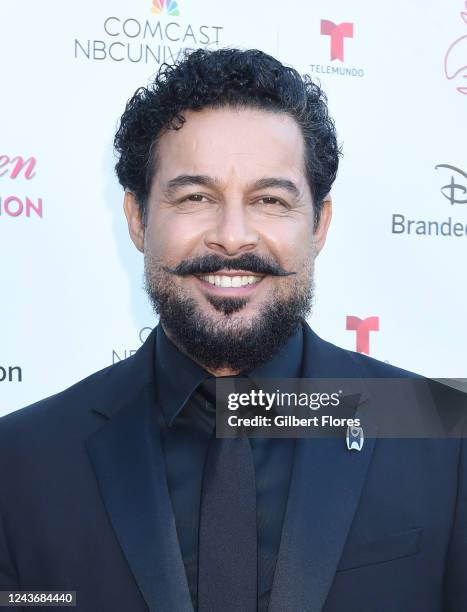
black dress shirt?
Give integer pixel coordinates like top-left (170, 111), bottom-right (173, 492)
top-left (154, 323), bottom-right (304, 611)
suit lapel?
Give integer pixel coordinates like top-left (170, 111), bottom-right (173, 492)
top-left (83, 322), bottom-right (376, 612)
top-left (85, 329), bottom-right (193, 612)
top-left (269, 323), bottom-right (377, 612)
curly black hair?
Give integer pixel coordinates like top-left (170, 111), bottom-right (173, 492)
top-left (114, 47), bottom-right (341, 229)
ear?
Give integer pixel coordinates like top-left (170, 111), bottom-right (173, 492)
top-left (123, 191), bottom-right (145, 253)
top-left (313, 194), bottom-right (332, 256)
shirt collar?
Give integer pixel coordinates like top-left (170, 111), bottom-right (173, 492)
top-left (155, 321), bottom-right (304, 427)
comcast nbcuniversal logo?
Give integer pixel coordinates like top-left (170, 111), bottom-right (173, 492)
top-left (151, 0), bottom-right (180, 17)
top-left (74, 0), bottom-right (223, 65)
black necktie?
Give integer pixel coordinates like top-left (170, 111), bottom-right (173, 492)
top-left (197, 377), bottom-right (258, 612)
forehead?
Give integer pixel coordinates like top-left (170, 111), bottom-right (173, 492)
top-left (153, 106), bottom-right (307, 188)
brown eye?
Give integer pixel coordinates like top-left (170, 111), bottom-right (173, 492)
top-left (258, 197), bottom-right (288, 208)
top-left (180, 194), bottom-right (210, 203)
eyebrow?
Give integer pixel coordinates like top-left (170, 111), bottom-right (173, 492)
top-left (163, 174), bottom-right (301, 199)
top-left (163, 174), bottom-right (217, 198)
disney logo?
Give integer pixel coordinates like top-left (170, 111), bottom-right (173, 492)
top-left (435, 164), bottom-right (467, 205)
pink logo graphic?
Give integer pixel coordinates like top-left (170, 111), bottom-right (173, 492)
top-left (0, 154), bottom-right (42, 218)
top-left (0, 155), bottom-right (36, 179)
top-left (320, 20), bottom-right (354, 62)
top-left (346, 316), bottom-right (379, 355)
top-left (444, 2), bottom-right (467, 95)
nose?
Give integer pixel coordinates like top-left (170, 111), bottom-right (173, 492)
top-left (204, 200), bottom-right (259, 256)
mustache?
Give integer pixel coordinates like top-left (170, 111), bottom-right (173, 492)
top-left (162, 253), bottom-right (296, 277)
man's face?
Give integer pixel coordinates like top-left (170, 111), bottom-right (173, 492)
top-left (124, 106), bottom-right (332, 373)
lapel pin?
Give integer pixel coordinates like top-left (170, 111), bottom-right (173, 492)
top-left (346, 425), bottom-right (364, 451)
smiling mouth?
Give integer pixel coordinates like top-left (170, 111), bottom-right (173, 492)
top-left (195, 272), bottom-right (265, 288)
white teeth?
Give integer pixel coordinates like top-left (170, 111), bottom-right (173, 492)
top-left (199, 274), bottom-right (262, 287)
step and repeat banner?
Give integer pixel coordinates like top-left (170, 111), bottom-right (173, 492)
top-left (1, 0), bottom-right (466, 414)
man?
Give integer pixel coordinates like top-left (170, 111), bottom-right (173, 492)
top-left (0, 48), bottom-right (466, 612)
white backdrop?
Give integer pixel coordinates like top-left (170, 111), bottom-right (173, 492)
top-left (1, 0), bottom-right (466, 414)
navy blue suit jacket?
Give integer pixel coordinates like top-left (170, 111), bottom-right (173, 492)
top-left (0, 323), bottom-right (466, 611)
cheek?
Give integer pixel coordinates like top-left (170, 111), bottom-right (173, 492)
top-left (262, 218), bottom-right (314, 269)
top-left (149, 210), bottom-right (207, 263)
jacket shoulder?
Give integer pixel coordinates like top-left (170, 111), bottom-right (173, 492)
top-left (305, 323), bottom-right (422, 379)
top-left (339, 344), bottom-right (422, 378)
top-left (0, 357), bottom-right (133, 437)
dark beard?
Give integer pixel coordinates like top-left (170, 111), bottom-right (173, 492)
top-left (144, 264), bottom-right (314, 373)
